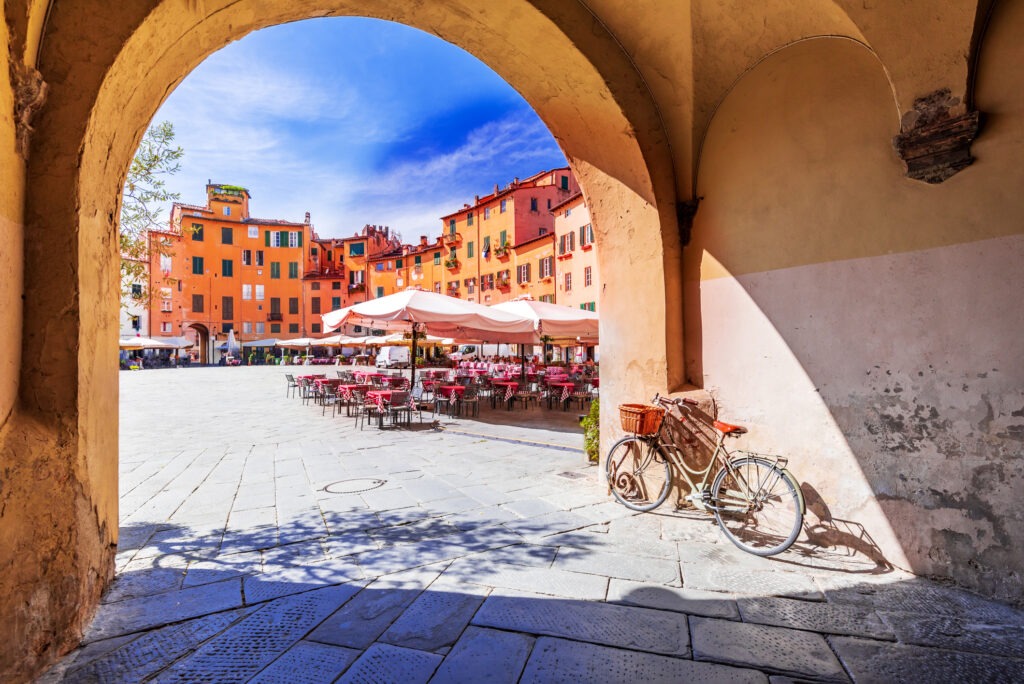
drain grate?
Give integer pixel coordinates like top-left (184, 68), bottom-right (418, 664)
top-left (323, 478), bottom-right (387, 494)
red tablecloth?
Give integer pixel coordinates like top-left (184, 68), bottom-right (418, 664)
top-left (353, 371), bottom-right (385, 383)
top-left (437, 385), bottom-right (466, 400)
top-left (492, 381), bottom-right (519, 402)
top-left (366, 389), bottom-right (394, 411)
top-left (297, 374), bottom-right (327, 381)
top-left (336, 383), bottom-right (371, 401)
top-left (549, 381), bottom-right (575, 403)
top-left (591, 377), bottom-right (600, 387)
top-left (313, 378), bottom-right (343, 389)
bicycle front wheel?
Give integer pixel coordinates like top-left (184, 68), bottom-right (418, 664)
top-left (710, 456), bottom-right (803, 556)
top-left (605, 436), bottom-right (672, 512)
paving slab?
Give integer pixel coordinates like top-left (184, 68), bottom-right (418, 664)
top-left (520, 636), bottom-right (768, 684)
top-left (378, 587), bottom-right (486, 651)
top-left (607, 579), bottom-right (740, 620)
top-left (738, 595), bottom-right (895, 640)
top-left (690, 616), bottom-right (848, 682)
top-left (307, 583), bottom-right (427, 650)
top-left (248, 641), bottom-right (360, 684)
top-left (472, 594), bottom-right (690, 657)
top-left (429, 626), bottom-right (535, 684)
top-left (830, 634), bottom-right (1024, 682)
top-left (878, 611), bottom-right (1024, 658)
top-left (445, 558), bottom-right (609, 600)
top-left (553, 547), bottom-right (681, 585)
top-left (683, 563), bottom-right (824, 601)
top-left (335, 642), bottom-right (442, 684)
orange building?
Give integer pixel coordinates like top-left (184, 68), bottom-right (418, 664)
top-left (305, 225), bottom-right (399, 334)
top-left (150, 183), bottom-right (311, 362)
top-left (365, 234), bottom-right (447, 301)
top-left (439, 167), bottom-right (578, 305)
top-left (552, 192), bottom-right (598, 312)
top-left (509, 233), bottom-right (556, 304)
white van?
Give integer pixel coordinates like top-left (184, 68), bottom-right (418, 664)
top-left (449, 344), bottom-right (517, 362)
top-left (376, 346), bottom-right (411, 368)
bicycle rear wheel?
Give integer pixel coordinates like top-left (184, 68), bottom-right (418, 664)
top-left (710, 456), bottom-right (802, 556)
top-left (605, 436), bottom-right (672, 512)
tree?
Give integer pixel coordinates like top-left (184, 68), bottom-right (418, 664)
top-left (120, 121), bottom-right (184, 304)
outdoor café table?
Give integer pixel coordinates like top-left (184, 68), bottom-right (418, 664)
top-left (437, 385), bottom-right (466, 417)
top-left (336, 383), bottom-right (372, 415)
top-left (297, 374), bottom-right (327, 381)
top-left (353, 371), bottom-right (385, 383)
top-left (591, 377), bottom-right (600, 388)
top-left (365, 390), bottom-right (395, 428)
top-left (490, 380), bottom-right (518, 410)
top-left (548, 381), bottom-right (575, 410)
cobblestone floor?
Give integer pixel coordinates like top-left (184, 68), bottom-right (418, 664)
top-left (41, 366), bottom-right (1024, 682)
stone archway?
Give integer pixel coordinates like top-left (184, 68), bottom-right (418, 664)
top-left (186, 323), bottom-right (210, 366)
top-left (7, 2), bottom-right (683, 675)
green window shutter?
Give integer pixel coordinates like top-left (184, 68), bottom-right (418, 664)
top-left (264, 230), bottom-right (270, 247)
top-left (297, 231), bottom-right (303, 247)
top-left (279, 231), bottom-right (287, 247)
top-left (467, 242), bottom-right (474, 258)
top-left (396, 259), bottom-right (403, 268)
top-left (499, 230), bottom-right (507, 246)
top-left (414, 255), bottom-right (421, 265)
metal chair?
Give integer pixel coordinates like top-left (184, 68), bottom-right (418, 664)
top-left (285, 374), bottom-right (298, 398)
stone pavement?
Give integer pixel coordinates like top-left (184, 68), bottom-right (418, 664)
top-left (40, 366), bottom-right (1024, 682)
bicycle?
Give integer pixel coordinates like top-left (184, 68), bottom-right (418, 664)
top-left (606, 395), bottom-right (805, 556)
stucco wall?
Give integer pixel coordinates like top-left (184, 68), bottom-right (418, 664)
top-left (686, 31), bottom-right (1023, 600)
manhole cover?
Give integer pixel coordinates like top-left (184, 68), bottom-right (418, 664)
top-left (323, 478), bottom-right (387, 494)
top-left (557, 471), bottom-right (587, 480)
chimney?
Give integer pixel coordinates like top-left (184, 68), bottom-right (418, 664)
top-left (304, 212), bottom-right (310, 224)
top-left (474, 195), bottom-right (479, 204)
top-left (514, 177), bottom-right (519, 185)
top-left (494, 184), bottom-right (499, 194)
top-left (420, 235), bottom-right (428, 246)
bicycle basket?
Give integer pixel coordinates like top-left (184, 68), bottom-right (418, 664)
top-left (619, 404), bottom-right (665, 435)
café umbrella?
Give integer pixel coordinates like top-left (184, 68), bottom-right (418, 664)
top-left (322, 287), bottom-right (537, 386)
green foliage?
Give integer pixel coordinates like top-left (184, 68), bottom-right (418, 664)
top-left (120, 121), bottom-right (184, 304)
top-left (581, 398), bottom-right (600, 463)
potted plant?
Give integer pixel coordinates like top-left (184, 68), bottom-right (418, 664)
top-left (581, 398), bottom-right (600, 463)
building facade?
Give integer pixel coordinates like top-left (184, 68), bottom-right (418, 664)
top-left (552, 193), bottom-right (598, 312)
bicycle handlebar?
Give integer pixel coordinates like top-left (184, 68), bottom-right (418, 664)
top-left (651, 393), bottom-right (699, 408)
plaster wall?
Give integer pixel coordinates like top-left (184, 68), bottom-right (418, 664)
top-left (686, 32), bottom-right (1024, 600)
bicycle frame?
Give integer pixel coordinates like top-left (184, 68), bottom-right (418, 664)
top-left (649, 397), bottom-right (791, 513)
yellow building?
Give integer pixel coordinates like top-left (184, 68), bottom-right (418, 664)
top-left (552, 192), bottom-right (598, 312)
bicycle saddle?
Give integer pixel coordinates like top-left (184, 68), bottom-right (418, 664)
top-left (713, 420), bottom-right (747, 436)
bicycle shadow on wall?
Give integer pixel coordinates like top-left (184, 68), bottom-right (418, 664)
top-left (658, 402), bottom-right (894, 575)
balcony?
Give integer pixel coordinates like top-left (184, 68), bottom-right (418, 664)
top-left (494, 244), bottom-right (511, 259)
top-left (303, 266), bottom-right (345, 279)
top-left (267, 312), bottom-right (283, 322)
top-left (348, 282), bottom-right (366, 293)
top-left (444, 257), bottom-right (460, 270)
top-left (443, 232), bottom-right (462, 246)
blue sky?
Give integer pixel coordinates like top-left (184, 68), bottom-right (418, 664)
top-left (152, 17), bottom-right (566, 240)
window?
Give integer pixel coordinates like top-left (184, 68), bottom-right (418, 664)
top-left (192, 256), bottom-right (204, 275)
top-left (564, 273), bottom-right (572, 291)
top-left (433, 252), bottom-right (441, 266)
top-left (580, 301), bottom-right (596, 312)
top-left (223, 205), bottom-right (231, 216)
top-left (530, 197), bottom-right (538, 212)
top-left (270, 262), bottom-right (280, 279)
top-left (465, 278), bottom-right (476, 294)
top-left (500, 199), bottom-right (507, 213)
top-left (539, 256), bottom-right (554, 278)
top-left (349, 243), bottom-right (365, 256)
top-left (467, 241), bottom-right (474, 258)
top-left (241, 249), bottom-right (252, 266)
top-left (242, 321), bottom-right (252, 334)
top-left (540, 294), bottom-right (554, 304)
top-left (580, 223), bottom-right (595, 247)
top-left (585, 266), bottom-right (593, 287)
top-left (221, 227), bottom-right (233, 244)
top-left (564, 207), bottom-right (572, 217)
top-left (376, 286), bottom-right (384, 298)
top-left (160, 254), bottom-right (172, 273)
top-left (396, 259), bottom-right (403, 268)
top-left (414, 255), bottom-right (422, 265)
top-left (311, 297), bottom-right (321, 314)
top-left (270, 297), bottom-right (281, 314)
top-left (311, 282), bottom-right (320, 291)
top-left (481, 273), bottom-right (494, 291)
top-left (375, 262), bottom-right (384, 272)
top-left (129, 315), bottom-right (140, 331)
top-left (255, 284), bottom-right (265, 301)
top-left (433, 281), bottom-right (441, 293)
top-left (191, 223), bottom-right (203, 241)
top-left (311, 323), bottom-right (321, 334)
top-left (547, 199), bottom-right (552, 209)
top-left (499, 230), bottom-right (507, 247)
top-left (242, 284), bottom-right (252, 300)
top-left (255, 322), bottom-right (265, 334)
top-left (331, 281), bottom-right (341, 290)
top-left (482, 236), bottom-right (491, 253)
top-left (467, 213), bottom-right (474, 226)
top-left (331, 297), bottom-right (341, 310)
top-left (289, 323), bottom-right (299, 333)
top-left (128, 283), bottom-right (142, 299)
top-left (222, 259), bottom-right (233, 277)
top-left (160, 300), bottom-right (172, 312)
top-left (289, 231), bottom-right (299, 248)
top-left (484, 207), bottom-right (490, 220)
top-left (248, 226), bottom-right (258, 239)
top-left (517, 263), bottom-right (531, 283)
top-left (270, 323), bottom-right (281, 333)
top-left (256, 250), bottom-right (264, 266)
top-left (288, 297), bottom-right (299, 315)
top-left (288, 262), bottom-right (298, 279)
top-left (448, 219), bottom-right (456, 234)
top-left (161, 322), bottom-right (172, 333)
top-left (539, 227), bottom-right (548, 235)
top-left (561, 175), bottom-right (569, 190)
top-left (222, 296), bottom-right (234, 320)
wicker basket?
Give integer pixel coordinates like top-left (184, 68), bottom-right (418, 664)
top-left (619, 404), bottom-right (665, 435)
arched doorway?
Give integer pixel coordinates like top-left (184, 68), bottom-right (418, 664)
top-left (186, 323), bottom-right (210, 366)
top-left (11, 3), bottom-right (683, 673)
